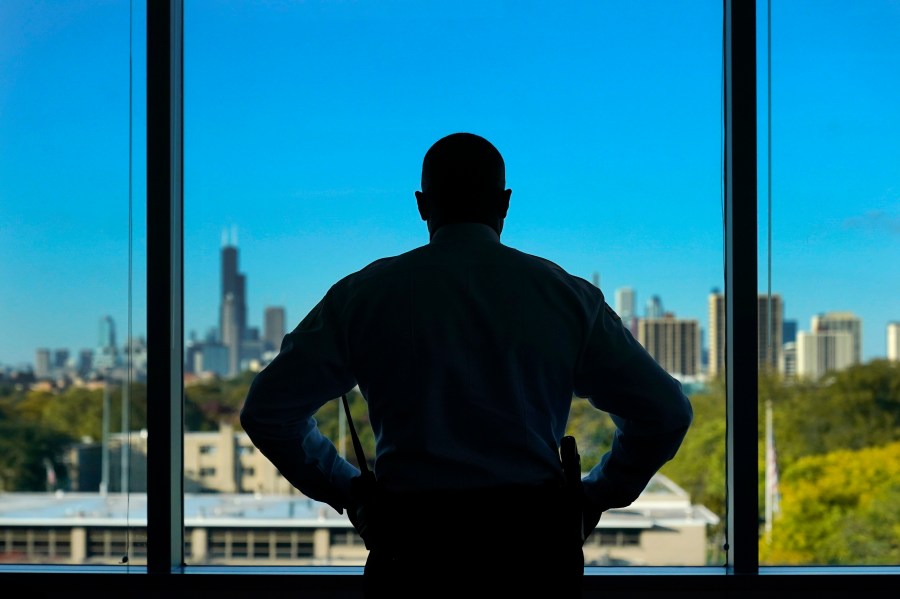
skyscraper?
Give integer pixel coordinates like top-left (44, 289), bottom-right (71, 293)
top-left (758, 294), bottom-right (783, 373)
top-left (95, 315), bottom-right (119, 371)
top-left (77, 349), bottom-right (94, 377)
top-left (708, 291), bottom-right (725, 378)
top-left (707, 291), bottom-right (783, 376)
top-left (220, 228), bottom-right (247, 376)
top-left (811, 312), bottom-right (862, 365)
top-left (797, 331), bottom-right (853, 380)
top-left (53, 348), bottom-right (70, 371)
top-left (782, 319), bottom-right (797, 345)
top-left (615, 287), bottom-right (636, 320)
top-left (645, 295), bottom-right (664, 319)
top-left (264, 306), bottom-right (287, 352)
top-left (888, 322), bottom-right (900, 362)
top-left (637, 315), bottom-right (702, 378)
top-left (35, 348), bottom-right (51, 379)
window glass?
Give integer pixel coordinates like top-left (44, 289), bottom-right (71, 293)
top-left (185, 0), bottom-right (724, 567)
top-left (759, 0), bottom-right (900, 566)
top-left (0, 0), bottom-right (147, 565)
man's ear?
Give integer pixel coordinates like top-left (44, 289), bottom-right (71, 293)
top-left (415, 191), bottom-right (429, 221)
top-left (498, 189), bottom-right (512, 219)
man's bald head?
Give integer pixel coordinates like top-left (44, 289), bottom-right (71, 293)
top-left (421, 132), bottom-right (506, 195)
top-left (416, 133), bottom-right (511, 238)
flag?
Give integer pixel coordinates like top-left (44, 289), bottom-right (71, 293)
top-left (764, 400), bottom-right (780, 541)
top-left (44, 458), bottom-right (57, 491)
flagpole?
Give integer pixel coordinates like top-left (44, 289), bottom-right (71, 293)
top-left (764, 398), bottom-right (774, 543)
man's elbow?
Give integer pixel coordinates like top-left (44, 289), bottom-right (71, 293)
top-left (239, 374), bottom-right (266, 438)
top-left (680, 393), bottom-right (694, 429)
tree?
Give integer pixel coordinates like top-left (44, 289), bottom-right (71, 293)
top-left (761, 441), bottom-right (900, 564)
top-left (660, 379), bottom-right (727, 526)
top-left (564, 396), bottom-right (617, 468)
top-left (0, 420), bottom-right (72, 492)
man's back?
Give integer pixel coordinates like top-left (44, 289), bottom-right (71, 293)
top-left (329, 222), bottom-right (601, 493)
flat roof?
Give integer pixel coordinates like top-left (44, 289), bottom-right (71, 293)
top-left (0, 474), bottom-right (719, 528)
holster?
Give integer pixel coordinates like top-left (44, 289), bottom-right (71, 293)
top-left (349, 470), bottom-right (383, 550)
top-left (560, 435), bottom-right (585, 546)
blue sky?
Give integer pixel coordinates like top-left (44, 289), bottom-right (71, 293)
top-left (1, 0), bottom-right (898, 367)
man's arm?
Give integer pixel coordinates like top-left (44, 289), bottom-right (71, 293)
top-left (573, 301), bottom-right (694, 516)
top-left (240, 293), bottom-right (360, 513)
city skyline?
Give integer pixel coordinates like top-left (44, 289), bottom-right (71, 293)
top-left (1, 1), bottom-right (898, 367)
top-left (11, 258), bottom-right (891, 380)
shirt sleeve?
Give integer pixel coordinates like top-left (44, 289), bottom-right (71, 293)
top-left (239, 290), bottom-right (360, 513)
top-left (573, 301), bottom-right (693, 511)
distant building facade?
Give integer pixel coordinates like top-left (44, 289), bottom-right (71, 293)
top-left (645, 295), bottom-right (664, 319)
top-left (220, 228), bottom-right (247, 377)
top-left (757, 294), bottom-right (783, 374)
top-left (889, 322), bottom-right (900, 362)
top-left (708, 292), bottom-right (782, 377)
top-left (95, 315), bottom-right (119, 371)
top-left (796, 330), bottom-right (853, 380)
top-left (264, 306), bottom-right (287, 352)
top-left (0, 472), bottom-right (717, 567)
top-left (34, 348), bottom-right (51, 380)
top-left (707, 292), bottom-right (725, 378)
top-left (637, 316), bottom-right (702, 378)
top-left (811, 311), bottom-right (862, 365)
top-left (615, 287), bottom-right (636, 320)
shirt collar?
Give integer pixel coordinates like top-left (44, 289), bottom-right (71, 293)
top-left (429, 222), bottom-right (501, 245)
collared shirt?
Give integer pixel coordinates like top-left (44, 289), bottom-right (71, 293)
top-left (240, 223), bottom-right (693, 514)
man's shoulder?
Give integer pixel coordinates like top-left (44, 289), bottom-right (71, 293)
top-left (328, 246), bottom-right (424, 294)
top-left (505, 246), bottom-right (604, 296)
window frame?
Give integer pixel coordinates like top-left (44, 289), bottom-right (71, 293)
top-left (1, 0), bottom-right (899, 593)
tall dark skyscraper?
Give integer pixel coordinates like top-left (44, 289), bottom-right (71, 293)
top-left (220, 227), bottom-right (247, 376)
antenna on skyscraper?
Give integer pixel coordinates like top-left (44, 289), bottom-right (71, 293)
top-left (231, 224), bottom-right (238, 247)
top-left (221, 228), bottom-right (228, 248)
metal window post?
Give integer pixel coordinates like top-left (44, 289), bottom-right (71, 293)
top-left (724, 0), bottom-right (759, 576)
top-left (147, 0), bottom-right (184, 575)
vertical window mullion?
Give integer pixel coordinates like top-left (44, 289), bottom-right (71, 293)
top-left (723, 0), bottom-right (759, 575)
top-left (147, 0), bottom-right (185, 575)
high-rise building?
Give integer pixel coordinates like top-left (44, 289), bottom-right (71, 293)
top-left (53, 349), bottom-right (70, 371)
top-left (782, 319), bottom-right (797, 345)
top-left (797, 331), bottom-right (853, 380)
top-left (99, 315), bottom-right (116, 348)
top-left (77, 349), bottom-right (94, 377)
top-left (220, 228), bottom-right (247, 377)
top-left (194, 343), bottom-right (230, 378)
top-left (591, 272), bottom-right (600, 288)
top-left (615, 287), bottom-right (636, 320)
top-left (35, 348), bottom-right (51, 379)
top-left (888, 322), bottom-right (900, 362)
top-left (758, 294), bottom-right (783, 374)
top-left (780, 342), bottom-right (797, 379)
top-left (221, 292), bottom-right (240, 377)
top-left (95, 315), bottom-right (119, 371)
top-left (708, 292), bottom-right (725, 378)
top-left (264, 306), bottom-right (287, 352)
top-left (707, 292), bottom-right (783, 376)
top-left (811, 312), bottom-right (862, 365)
top-left (637, 315), bottom-right (702, 378)
top-left (645, 295), bottom-right (664, 319)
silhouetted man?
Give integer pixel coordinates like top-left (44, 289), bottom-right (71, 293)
top-left (240, 132), bottom-right (693, 597)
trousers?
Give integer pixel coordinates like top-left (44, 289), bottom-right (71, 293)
top-left (360, 485), bottom-right (585, 599)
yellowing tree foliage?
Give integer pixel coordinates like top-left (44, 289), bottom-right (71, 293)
top-left (761, 440), bottom-right (900, 565)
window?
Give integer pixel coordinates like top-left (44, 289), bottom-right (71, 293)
top-left (184, 0), bottom-right (724, 569)
top-left (0, 0), bottom-right (147, 566)
top-left (758, 0), bottom-right (900, 566)
top-left (2, 0), bottom-right (899, 594)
